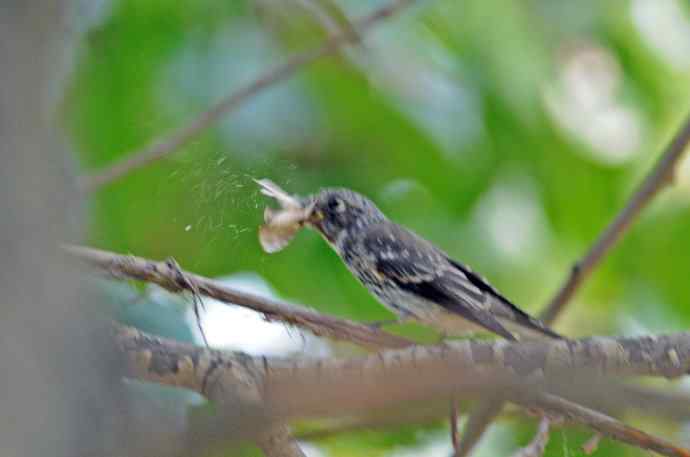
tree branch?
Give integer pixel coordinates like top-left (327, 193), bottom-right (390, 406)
top-left (114, 324), bottom-right (690, 457)
top-left (458, 112), bottom-right (690, 456)
top-left (69, 244), bottom-right (690, 456)
top-left (541, 113), bottom-right (690, 323)
top-left (257, 425), bottom-right (307, 457)
top-left (454, 400), bottom-right (505, 456)
top-left (65, 244), bottom-right (413, 349)
top-left (523, 393), bottom-right (689, 457)
top-left (77, 0), bottom-right (418, 191)
top-left (115, 324), bottom-right (304, 454)
top-left (510, 417), bottom-right (551, 457)
top-left (68, 244), bottom-right (690, 452)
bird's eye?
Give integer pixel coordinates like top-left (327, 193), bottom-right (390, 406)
top-left (328, 197), bottom-right (346, 213)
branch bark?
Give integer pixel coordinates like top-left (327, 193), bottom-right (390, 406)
top-left (71, 242), bottom-right (411, 457)
top-left (114, 324), bottom-right (690, 457)
top-left (510, 417), bottom-right (550, 457)
top-left (65, 244), bottom-right (412, 349)
top-left (78, 0), bottom-right (418, 191)
top-left (68, 244), bottom-right (690, 455)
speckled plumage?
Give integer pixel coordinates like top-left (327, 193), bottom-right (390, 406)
top-left (304, 188), bottom-right (561, 341)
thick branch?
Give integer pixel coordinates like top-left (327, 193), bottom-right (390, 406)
top-left (115, 325), bottom-right (305, 454)
top-left (66, 245), bottom-right (412, 349)
top-left (78, 0), bottom-right (417, 191)
top-left (114, 324), bottom-right (690, 457)
top-left (68, 242), bottom-right (682, 452)
top-left (115, 325), bottom-right (690, 404)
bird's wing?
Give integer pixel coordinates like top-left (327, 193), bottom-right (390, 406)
top-left (365, 223), bottom-right (561, 340)
top-left (444, 257), bottom-right (562, 339)
top-left (364, 224), bottom-right (517, 340)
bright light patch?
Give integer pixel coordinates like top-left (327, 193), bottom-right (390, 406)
top-left (386, 423), bottom-right (516, 457)
top-left (299, 442), bottom-right (328, 457)
top-left (354, 24), bottom-right (484, 155)
top-left (185, 273), bottom-right (331, 358)
top-left (632, 0), bottom-right (690, 70)
top-left (472, 175), bottom-right (550, 262)
top-left (544, 41), bottom-right (645, 164)
top-left (675, 149), bottom-right (690, 190)
top-left (379, 178), bottom-right (432, 203)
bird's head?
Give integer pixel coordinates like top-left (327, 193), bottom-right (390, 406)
top-left (255, 179), bottom-right (385, 252)
top-left (304, 188), bottom-right (385, 244)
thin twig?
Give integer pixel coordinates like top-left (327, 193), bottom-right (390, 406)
top-left (64, 244), bottom-right (413, 349)
top-left (453, 400), bottom-right (504, 456)
top-left (582, 433), bottom-right (603, 455)
top-left (510, 416), bottom-right (551, 457)
top-left (457, 113), bottom-right (690, 456)
top-left (541, 113), bottom-right (690, 323)
top-left (78, 0), bottom-right (417, 191)
top-left (523, 393), bottom-right (690, 457)
top-left (450, 397), bottom-right (461, 452)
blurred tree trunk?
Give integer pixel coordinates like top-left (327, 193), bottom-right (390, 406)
top-left (0, 3), bottom-right (182, 456)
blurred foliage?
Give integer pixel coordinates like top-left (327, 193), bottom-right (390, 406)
top-left (66, 0), bottom-right (690, 455)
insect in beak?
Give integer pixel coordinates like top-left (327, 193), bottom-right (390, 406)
top-left (255, 179), bottom-right (311, 253)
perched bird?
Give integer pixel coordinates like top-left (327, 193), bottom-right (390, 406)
top-left (257, 181), bottom-right (561, 341)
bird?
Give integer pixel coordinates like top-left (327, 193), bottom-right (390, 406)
top-left (259, 183), bottom-right (561, 341)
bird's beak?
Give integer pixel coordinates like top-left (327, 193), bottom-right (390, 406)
top-left (304, 202), bottom-right (323, 227)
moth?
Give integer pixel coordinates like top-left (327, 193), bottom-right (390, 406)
top-left (255, 179), bottom-right (312, 253)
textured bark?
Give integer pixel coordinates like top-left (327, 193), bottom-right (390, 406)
top-left (257, 425), bottom-right (307, 457)
top-left (68, 245), bottom-right (413, 349)
top-left (115, 324), bottom-right (689, 415)
top-left (114, 325), bottom-right (690, 456)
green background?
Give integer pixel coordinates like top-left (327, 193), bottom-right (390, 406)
top-left (67, 0), bottom-right (690, 455)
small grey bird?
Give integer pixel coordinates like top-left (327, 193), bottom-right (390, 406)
top-left (258, 183), bottom-right (561, 341)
